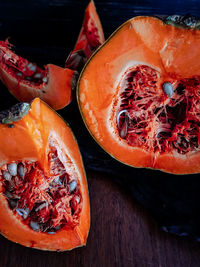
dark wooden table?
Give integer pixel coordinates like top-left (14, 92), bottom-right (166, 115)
top-left (0, 171), bottom-right (200, 267)
top-left (1, 0), bottom-right (200, 266)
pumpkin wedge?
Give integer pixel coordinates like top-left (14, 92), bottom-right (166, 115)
top-left (0, 40), bottom-right (75, 110)
top-left (65, 0), bottom-right (105, 71)
top-left (0, 98), bottom-right (90, 251)
top-left (78, 15), bottom-right (200, 174)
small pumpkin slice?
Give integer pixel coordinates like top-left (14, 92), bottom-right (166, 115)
top-left (0, 40), bottom-right (75, 110)
top-left (0, 98), bottom-right (90, 251)
top-left (65, 0), bottom-right (105, 71)
top-left (78, 15), bottom-right (200, 174)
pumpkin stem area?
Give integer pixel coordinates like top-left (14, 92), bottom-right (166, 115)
top-left (0, 140), bottom-right (82, 234)
top-left (0, 40), bottom-right (48, 87)
top-left (117, 65), bottom-right (200, 155)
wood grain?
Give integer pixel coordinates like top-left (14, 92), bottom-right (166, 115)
top-left (0, 171), bottom-right (200, 267)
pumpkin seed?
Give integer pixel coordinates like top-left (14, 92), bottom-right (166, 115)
top-left (42, 77), bottom-right (47, 83)
top-left (163, 82), bottom-right (173, 98)
top-left (8, 163), bottom-right (17, 176)
top-left (17, 163), bottom-right (25, 178)
top-left (27, 63), bottom-right (36, 72)
top-left (16, 208), bottom-right (29, 219)
top-left (75, 195), bottom-right (80, 204)
top-left (117, 109), bottom-right (127, 128)
top-left (2, 170), bottom-right (12, 181)
top-left (34, 73), bottom-right (42, 79)
top-left (69, 180), bottom-right (77, 192)
top-left (30, 221), bottom-right (40, 231)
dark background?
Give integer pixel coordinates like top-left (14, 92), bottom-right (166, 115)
top-left (1, 1), bottom-right (200, 266)
top-left (0, 0), bottom-right (200, 70)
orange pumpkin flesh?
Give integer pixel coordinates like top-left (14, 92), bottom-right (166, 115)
top-left (0, 98), bottom-right (90, 251)
top-left (78, 16), bottom-right (200, 174)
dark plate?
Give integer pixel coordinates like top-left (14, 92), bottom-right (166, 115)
top-left (0, 0), bottom-right (200, 242)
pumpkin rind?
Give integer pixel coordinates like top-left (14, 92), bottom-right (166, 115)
top-left (77, 16), bottom-right (200, 174)
top-left (0, 98), bottom-right (90, 251)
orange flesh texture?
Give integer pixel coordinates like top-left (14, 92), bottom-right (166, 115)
top-left (0, 98), bottom-right (90, 251)
top-left (78, 16), bottom-right (200, 174)
top-left (73, 0), bottom-right (105, 53)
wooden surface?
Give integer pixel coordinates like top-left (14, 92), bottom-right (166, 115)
top-left (0, 171), bottom-right (200, 267)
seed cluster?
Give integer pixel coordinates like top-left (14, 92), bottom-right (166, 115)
top-left (0, 144), bottom-right (81, 233)
top-left (117, 65), bottom-right (200, 154)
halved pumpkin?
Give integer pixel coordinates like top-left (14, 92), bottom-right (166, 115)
top-left (78, 15), bottom-right (200, 174)
top-left (0, 1), bottom-right (104, 110)
top-left (0, 98), bottom-right (90, 251)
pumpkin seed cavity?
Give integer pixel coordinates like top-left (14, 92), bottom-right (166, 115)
top-left (117, 65), bottom-right (200, 155)
top-left (0, 141), bottom-right (82, 233)
top-left (0, 40), bottom-right (48, 87)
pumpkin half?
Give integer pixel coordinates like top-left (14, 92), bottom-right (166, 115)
top-left (0, 98), bottom-right (90, 251)
top-left (78, 15), bottom-right (200, 174)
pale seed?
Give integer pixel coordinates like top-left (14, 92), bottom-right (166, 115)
top-left (8, 163), bottom-right (17, 176)
top-left (69, 180), bottom-right (77, 192)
